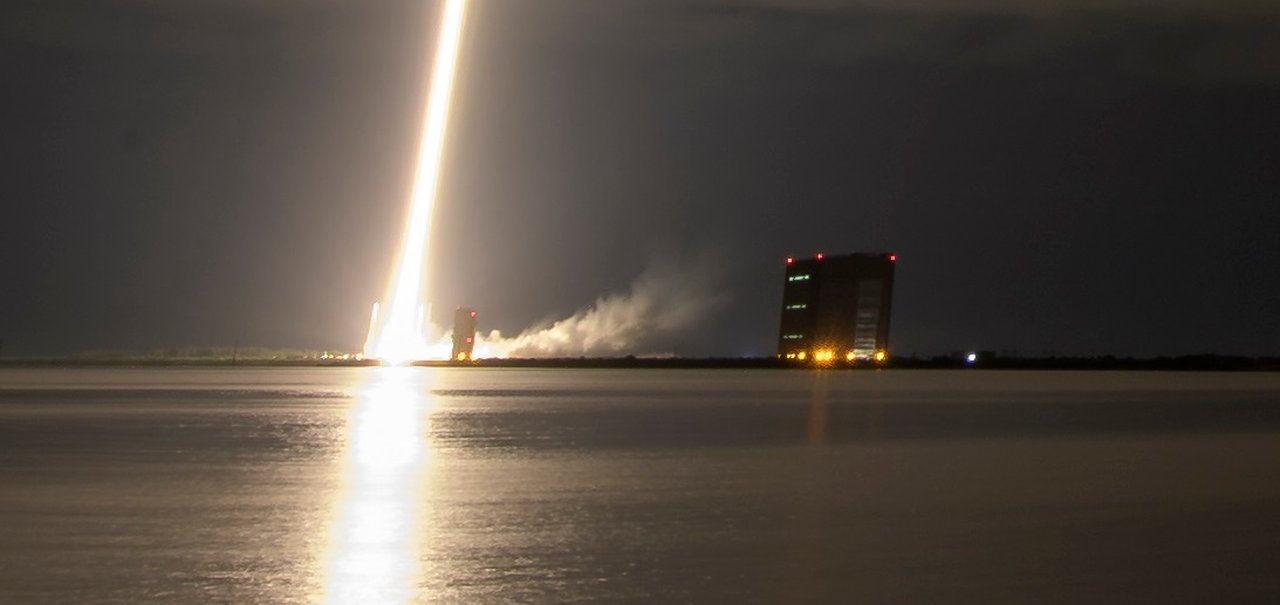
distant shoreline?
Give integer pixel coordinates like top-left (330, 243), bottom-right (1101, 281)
top-left (1, 355), bottom-right (1277, 371)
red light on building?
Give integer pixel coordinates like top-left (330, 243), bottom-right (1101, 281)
top-left (816, 253), bottom-right (824, 260)
top-left (786, 257), bottom-right (794, 265)
top-left (453, 307), bottom-right (478, 361)
top-left (889, 254), bottom-right (897, 262)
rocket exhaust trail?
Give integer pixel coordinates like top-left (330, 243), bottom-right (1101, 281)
top-left (366, 0), bottom-right (468, 364)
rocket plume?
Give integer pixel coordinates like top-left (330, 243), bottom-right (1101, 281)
top-left (470, 253), bottom-right (729, 359)
top-left (366, 0), bottom-right (468, 364)
top-left (362, 4), bottom-right (717, 363)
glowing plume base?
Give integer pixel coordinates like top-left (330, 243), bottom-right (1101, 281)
top-left (363, 302), bottom-right (453, 365)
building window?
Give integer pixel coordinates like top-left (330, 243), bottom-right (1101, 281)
top-left (852, 279), bottom-right (883, 356)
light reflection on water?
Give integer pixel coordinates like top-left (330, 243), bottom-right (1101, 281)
top-left (321, 367), bottom-right (436, 604)
top-left (1, 369), bottom-right (1278, 603)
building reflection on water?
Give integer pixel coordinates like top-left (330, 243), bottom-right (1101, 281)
top-left (321, 367), bottom-right (436, 604)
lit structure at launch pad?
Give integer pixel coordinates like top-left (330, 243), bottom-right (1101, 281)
top-left (777, 252), bottom-right (897, 364)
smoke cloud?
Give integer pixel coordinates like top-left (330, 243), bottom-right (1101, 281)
top-left (467, 253), bottom-right (728, 358)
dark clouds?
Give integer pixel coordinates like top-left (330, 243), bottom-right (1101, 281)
top-left (1, 0), bottom-right (1276, 356)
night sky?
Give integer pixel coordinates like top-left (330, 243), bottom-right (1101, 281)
top-left (2, 0), bottom-right (1277, 357)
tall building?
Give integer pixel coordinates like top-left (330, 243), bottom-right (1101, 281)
top-left (777, 252), bottom-right (896, 363)
top-left (452, 307), bottom-right (477, 361)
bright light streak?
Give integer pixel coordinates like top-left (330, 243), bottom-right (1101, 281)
top-left (367, 0), bottom-right (469, 364)
top-left (362, 302), bottom-right (381, 358)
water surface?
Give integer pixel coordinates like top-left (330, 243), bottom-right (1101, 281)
top-left (1, 368), bottom-right (1277, 603)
